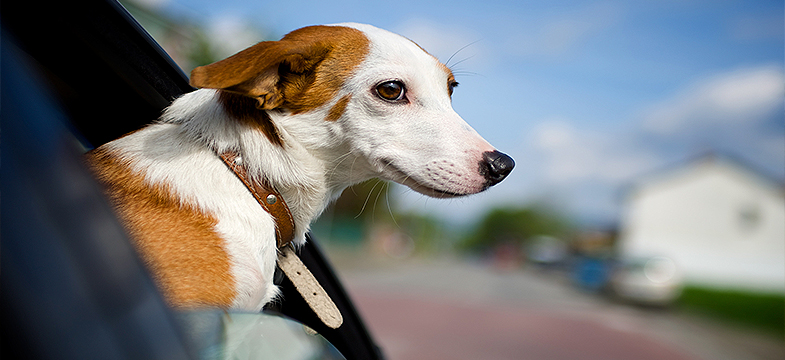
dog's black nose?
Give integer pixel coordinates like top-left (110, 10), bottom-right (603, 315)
top-left (481, 150), bottom-right (515, 186)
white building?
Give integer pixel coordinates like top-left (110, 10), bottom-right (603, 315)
top-left (617, 155), bottom-right (785, 293)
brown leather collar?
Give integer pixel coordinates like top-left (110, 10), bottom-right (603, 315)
top-left (220, 151), bottom-right (343, 329)
top-left (218, 151), bottom-right (295, 248)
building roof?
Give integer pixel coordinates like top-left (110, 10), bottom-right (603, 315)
top-left (623, 152), bottom-right (785, 198)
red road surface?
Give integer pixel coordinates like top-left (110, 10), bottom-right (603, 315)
top-left (351, 291), bottom-right (697, 360)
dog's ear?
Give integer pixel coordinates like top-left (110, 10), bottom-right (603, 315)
top-left (190, 39), bottom-right (331, 110)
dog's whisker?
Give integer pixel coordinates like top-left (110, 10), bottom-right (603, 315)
top-left (449, 54), bottom-right (477, 70)
top-left (371, 180), bottom-right (386, 219)
top-left (384, 182), bottom-right (401, 230)
top-left (326, 151), bottom-right (354, 178)
top-left (346, 156), bottom-right (367, 198)
top-left (355, 180), bottom-right (382, 219)
top-left (445, 39), bottom-right (481, 68)
top-left (452, 70), bottom-right (482, 77)
top-left (349, 156), bottom-right (361, 182)
top-left (328, 151), bottom-right (353, 169)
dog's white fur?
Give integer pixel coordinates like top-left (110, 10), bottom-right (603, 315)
top-left (90, 23), bottom-right (509, 311)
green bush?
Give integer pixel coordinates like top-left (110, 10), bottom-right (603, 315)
top-left (679, 286), bottom-right (784, 336)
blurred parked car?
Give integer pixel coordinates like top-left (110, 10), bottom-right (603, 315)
top-left (572, 255), bottom-right (614, 292)
top-left (527, 235), bottom-right (569, 268)
top-left (610, 256), bottom-right (683, 306)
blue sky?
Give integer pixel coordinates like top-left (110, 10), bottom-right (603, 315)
top-left (135, 0), bottom-right (784, 226)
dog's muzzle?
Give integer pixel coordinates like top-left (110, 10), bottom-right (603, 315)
top-left (481, 150), bottom-right (515, 186)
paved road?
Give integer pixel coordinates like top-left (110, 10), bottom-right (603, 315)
top-left (334, 257), bottom-right (784, 360)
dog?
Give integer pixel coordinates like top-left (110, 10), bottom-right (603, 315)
top-left (87, 23), bottom-right (514, 312)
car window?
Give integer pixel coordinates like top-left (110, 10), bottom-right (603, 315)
top-left (179, 311), bottom-right (346, 360)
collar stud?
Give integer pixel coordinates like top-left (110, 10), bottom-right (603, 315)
top-left (266, 194), bottom-right (278, 205)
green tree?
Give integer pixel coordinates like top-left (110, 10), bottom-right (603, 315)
top-left (460, 206), bottom-right (570, 253)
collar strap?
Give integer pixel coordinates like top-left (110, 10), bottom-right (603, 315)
top-left (218, 150), bottom-right (343, 329)
top-left (218, 151), bottom-right (295, 248)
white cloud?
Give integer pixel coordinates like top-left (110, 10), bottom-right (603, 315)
top-left (530, 119), bottom-right (661, 184)
top-left (643, 65), bottom-right (784, 134)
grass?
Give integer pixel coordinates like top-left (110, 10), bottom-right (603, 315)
top-left (678, 285), bottom-right (784, 337)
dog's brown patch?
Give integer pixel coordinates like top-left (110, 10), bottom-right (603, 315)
top-left (191, 25), bottom-right (369, 119)
top-left (86, 147), bottom-right (236, 309)
top-left (218, 91), bottom-right (284, 146)
top-left (446, 71), bottom-right (457, 96)
top-left (326, 94), bottom-right (352, 121)
top-left (278, 26), bottom-right (369, 114)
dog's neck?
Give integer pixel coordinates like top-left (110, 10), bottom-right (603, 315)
top-left (161, 89), bottom-right (369, 240)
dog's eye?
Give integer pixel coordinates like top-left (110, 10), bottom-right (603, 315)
top-left (448, 81), bottom-right (459, 96)
top-left (376, 80), bottom-right (405, 101)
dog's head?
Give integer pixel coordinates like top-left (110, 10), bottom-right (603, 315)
top-left (191, 23), bottom-right (513, 197)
